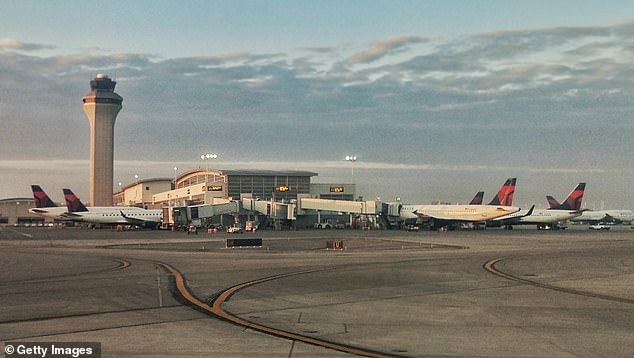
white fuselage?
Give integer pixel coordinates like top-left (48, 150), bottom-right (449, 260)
top-left (67, 206), bottom-right (162, 225)
top-left (401, 204), bottom-right (520, 222)
top-left (494, 209), bottom-right (581, 224)
top-left (570, 210), bottom-right (633, 224)
top-left (28, 207), bottom-right (68, 220)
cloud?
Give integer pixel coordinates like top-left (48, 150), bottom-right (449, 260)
top-left (346, 35), bottom-right (427, 64)
top-left (0, 22), bottom-right (632, 207)
top-left (0, 38), bottom-right (56, 51)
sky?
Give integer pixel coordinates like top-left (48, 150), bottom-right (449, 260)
top-left (0, 0), bottom-right (632, 209)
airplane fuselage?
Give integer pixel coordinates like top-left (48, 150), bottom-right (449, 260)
top-left (66, 207), bottom-right (162, 226)
top-left (401, 204), bottom-right (520, 222)
top-left (515, 209), bottom-right (580, 224)
top-left (28, 207), bottom-right (68, 220)
top-left (570, 210), bottom-right (633, 224)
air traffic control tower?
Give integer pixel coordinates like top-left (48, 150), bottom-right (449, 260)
top-left (82, 74), bottom-right (122, 206)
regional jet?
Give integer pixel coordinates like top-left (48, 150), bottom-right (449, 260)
top-left (63, 188), bottom-right (163, 228)
top-left (490, 183), bottom-right (586, 229)
top-left (28, 185), bottom-right (69, 220)
top-left (569, 210), bottom-right (633, 225)
top-left (546, 183), bottom-right (632, 225)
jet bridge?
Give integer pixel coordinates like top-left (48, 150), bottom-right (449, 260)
top-left (170, 201), bottom-right (239, 229)
top-left (298, 198), bottom-right (377, 214)
top-left (242, 198), bottom-right (296, 220)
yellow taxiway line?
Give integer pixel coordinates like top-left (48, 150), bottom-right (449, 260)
top-left (484, 258), bottom-right (634, 304)
top-left (158, 262), bottom-right (401, 358)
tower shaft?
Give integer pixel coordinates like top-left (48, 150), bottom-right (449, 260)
top-left (82, 74), bottom-right (122, 206)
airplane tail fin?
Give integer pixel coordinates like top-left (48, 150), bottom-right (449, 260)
top-left (31, 185), bottom-right (57, 208)
top-left (546, 195), bottom-right (561, 209)
top-left (469, 191), bottom-right (484, 205)
top-left (551, 183), bottom-right (586, 211)
top-left (488, 178), bottom-right (516, 206)
top-left (63, 188), bottom-right (89, 212)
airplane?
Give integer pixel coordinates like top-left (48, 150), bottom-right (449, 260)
top-left (63, 188), bottom-right (163, 229)
top-left (28, 185), bottom-right (69, 220)
top-left (546, 183), bottom-right (586, 211)
top-left (569, 210), bottom-right (633, 225)
top-left (490, 183), bottom-right (586, 229)
top-left (546, 184), bottom-right (632, 225)
top-left (399, 178), bottom-right (521, 229)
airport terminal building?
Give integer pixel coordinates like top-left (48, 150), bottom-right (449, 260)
top-left (140, 169), bottom-right (316, 207)
top-left (0, 168), bottom-right (357, 227)
top-left (0, 198), bottom-right (43, 226)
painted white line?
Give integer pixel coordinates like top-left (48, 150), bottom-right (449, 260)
top-left (2, 227), bottom-right (34, 238)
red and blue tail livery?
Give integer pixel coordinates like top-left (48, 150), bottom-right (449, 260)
top-left (469, 191), bottom-right (484, 205)
top-left (547, 183), bottom-right (585, 211)
top-left (31, 185), bottom-right (57, 208)
top-left (63, 188), bottom-right (89, 213)
top-left (488, 178), bottom-right (516, 206)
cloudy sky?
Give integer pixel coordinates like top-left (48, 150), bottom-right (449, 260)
top-left (0, 1), bottom-right (632, 209)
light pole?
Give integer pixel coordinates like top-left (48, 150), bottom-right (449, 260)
top-left (200, 153), bottom-right (218, 161)
top-left (173, 166), bottom-right (178, 189)
top-left (200, 154), bottom-right (218, 204)
top-left (134, 174), bottom-right (139, 207)
top-left (345, 155), bottom-right (357, 178)
top-left (200, 153), bottom-right (218, 178)
top-left (117, 182), bottom-right (122, 206)
top-left (200, 154), bottom-right (218, 172)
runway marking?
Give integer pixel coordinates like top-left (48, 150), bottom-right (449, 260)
top-left (484, 258), bottom-right (634, 305)
top-left (1, 227), bottom-right (33, 238)
top-left (0, 257), bottom-right (132, 286)
top-left (158, 262), bottom-right (402, 358)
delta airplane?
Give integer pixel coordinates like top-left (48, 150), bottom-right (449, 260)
top-left (490, 183), bottom-right (586, 229)
top-left (399, 178), bottom-right (520, 227)
top-left (545, 185), bottom-right (632, 225)
top-left (567, 209), bottom-right (633, 225)
top-left (28, 185), bottom-right (69, 220)
top-left (63, 188), bottom-right (163, 229)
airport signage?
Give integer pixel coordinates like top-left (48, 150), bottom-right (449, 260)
top-left (330, 186), bottom-right (345, 193)
top-left (208, 185), bottom-right (223, 192)
top-left (276, 185), bottom-right (290, 192)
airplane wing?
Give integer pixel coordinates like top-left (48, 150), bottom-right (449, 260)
top-left (601, 213), bottom-right (623, 224)
top-left (119, 210), bottom-right (160, 228)
top-left (119, 210), bottom-right (149, 226)
top-left (489, 204), bottom-right (535, 225)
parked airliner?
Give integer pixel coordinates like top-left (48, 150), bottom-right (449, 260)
top-left (63, 188), bottom-right (163, 228)
top-left (490, 183), bottom-right (586, 229)
top-left (569, 210), bottom-right (633, 225)
top-left (28, 185), bottom-right (68, 220)
top-left (546, 184), bottom-right (632, 225)
top-left (399, 178), bottom-right (520, 227)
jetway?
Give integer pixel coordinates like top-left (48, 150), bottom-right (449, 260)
top-left (189, 201), bottom-right (238, 218)
top-left (381, 202), bottom-right (402, 217)
top-left (167, 201), bottom-right (239, 229)
top-left (242, 198), bottom-right (296, 220)
top-left (299, 198), bottom-right (377, 214)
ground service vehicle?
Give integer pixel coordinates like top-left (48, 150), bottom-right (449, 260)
top-left (589, 224), bottom-right (610, 230)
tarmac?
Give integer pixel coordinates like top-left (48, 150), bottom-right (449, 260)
top-left (0, 226), bottom-right (633, 357)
